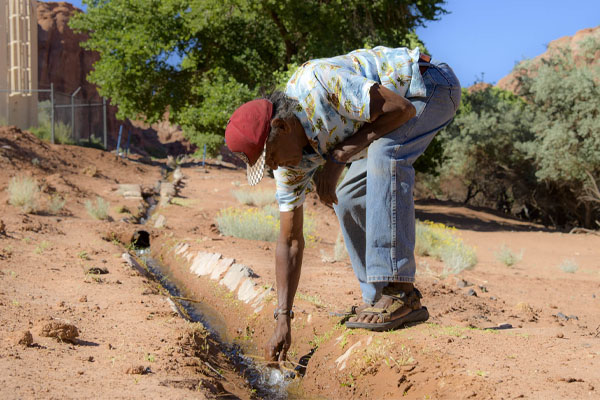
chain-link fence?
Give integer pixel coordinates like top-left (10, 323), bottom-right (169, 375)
top-left (0, 84), bottom-right (107, 148)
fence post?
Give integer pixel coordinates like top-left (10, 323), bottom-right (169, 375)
top-left (125, 130), bottom-right (132, 156)
top-left (70, 87), bottom-right (81, 143)
top-left (102, 97), bottom-right (107, 150)
top-left (116, 125), bottom-right (123, 155)
top-left (202, 143), bottom-right (206, 167)
top-left (50, 83), bottom-right (55, 144)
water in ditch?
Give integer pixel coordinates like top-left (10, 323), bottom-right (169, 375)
top-left (133, 178), bottom-right (307, 399)
top-left (136, 249), bottom-right (299, 399)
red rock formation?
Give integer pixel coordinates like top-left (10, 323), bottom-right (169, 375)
top-left (36, 1), bottom-right (194, 155)
top-left (497, 26), bottom-right (600, 93)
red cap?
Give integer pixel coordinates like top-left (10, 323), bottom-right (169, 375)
top-left (225, 99), bottom-right (273, 185)
top-left (225, 99), bottom-right (273, 165)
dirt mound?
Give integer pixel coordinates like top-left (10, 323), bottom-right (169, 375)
top-left (39, 321), bottom-right (79, 342)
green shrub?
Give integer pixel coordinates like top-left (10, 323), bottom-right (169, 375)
top-left (85, 196), bottom-right (110, 220)
top-left (30, 103), bottom-right (74, 145)
top-left (559, 258), bottom-right (578, 274)
top-left (47, 195), bottom-right (66, 215)
top-left (415, 220), bottom-right (477, 275)
top-left (232, 188), bottom-right (276, 207)
top-left (495, 244), bottom-right (523, 267)
top-left (81, 135), bottom-right (105, 150)
top-left (8, 176), bottom-right (39, 213)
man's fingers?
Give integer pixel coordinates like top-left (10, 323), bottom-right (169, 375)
top-left (278, 344), bottom-right (289, 362)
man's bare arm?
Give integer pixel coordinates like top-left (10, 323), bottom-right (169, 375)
top-left (332, 83), bottom-right (416, 163)
top-left (315, 84), bottom-right (416, 206)
top-left (264, 206), bottom-right (305, 362)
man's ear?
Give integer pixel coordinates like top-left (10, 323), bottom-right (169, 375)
top-left (271, 117), bottom-right (290, 134)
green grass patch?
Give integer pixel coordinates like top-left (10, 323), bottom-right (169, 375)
top-left (415, 220), bottom-right (477, 275)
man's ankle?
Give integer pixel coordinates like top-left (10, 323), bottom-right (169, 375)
top-left (390, 282), bottom-right (414, 293)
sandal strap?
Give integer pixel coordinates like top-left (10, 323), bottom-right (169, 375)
top-left (356, 288), bottom-right (422, 323)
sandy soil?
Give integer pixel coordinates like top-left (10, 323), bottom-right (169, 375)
top-left (1, 125), bottom-right (599, 399)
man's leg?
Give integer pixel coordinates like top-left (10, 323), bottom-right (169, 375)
top-left (351, 61), bottom-right (462, 325)
top-left (334, 160), bottom-right (387, 305)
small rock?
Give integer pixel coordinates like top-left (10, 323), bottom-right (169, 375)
top-left (490, 296), bottom-right (497, 300)
top-left (568, 314), bottom-right (579, 320)
top-left (108, 343), bottom-right (114, 350)
top-left (79, 296), bottom-right (88, 303)
top-left (84, 266), bottom-right (109, 275)
top-left (456, 279), bottom-right (471, 288)
top-left (467, 288), bottom-right (477, 297)
top-left (497, 323), bottom-right (512, 330)
top-left (478, 285), bottom-right (488, 293)
top-left (125, 365), bottom-right (148, 375)
top-left (0, 219), bottom-right (6, 235)
top-left (88, 356), bottom-right (94, 362)
top-left (14, 330), bottom-right (33, 346)
top-left (588, 384), bottom-right (595, 391)
top-left (39, 321), bottom-right (79, 342)
top-left (556, 333), bottom-right (564, 338)
top-left (556, 312), bottom-right (569, 321)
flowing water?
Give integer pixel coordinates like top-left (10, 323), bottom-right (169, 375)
top-left (133, 177), bottom-right (302, 399)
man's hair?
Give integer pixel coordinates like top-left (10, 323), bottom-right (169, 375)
top-left (267, 91), bottom-right (299, 143)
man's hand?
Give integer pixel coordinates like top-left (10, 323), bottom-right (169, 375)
top-left (313, 159), bottom-right (346, 207)
top-left (264, 318), bottom-right (292, 365)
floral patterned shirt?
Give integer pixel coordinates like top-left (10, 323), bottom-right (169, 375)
top-left (275, 46), bottom-right (427, 212)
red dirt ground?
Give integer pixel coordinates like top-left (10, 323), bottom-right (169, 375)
top-left (1, 126), bottom-right (599, 399)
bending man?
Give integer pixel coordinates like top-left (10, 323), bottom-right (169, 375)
top-left (225, 46), bottom-right (461, 363)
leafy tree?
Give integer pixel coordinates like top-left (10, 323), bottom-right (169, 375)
top-left (436, 85), bottom-right (535, 213)
top-left (70, 0), bottom-right (446, 153)
top-left (514, 36), bottom-right (600, 227)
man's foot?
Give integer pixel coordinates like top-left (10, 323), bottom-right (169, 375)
top-left (345, 285), bottom-right (428, 331)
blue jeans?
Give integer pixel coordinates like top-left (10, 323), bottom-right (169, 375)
top-left (333, 60), bottom-right (461, 304)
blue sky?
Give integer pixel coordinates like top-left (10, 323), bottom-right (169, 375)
top-left (55, 0), bottom-right (599, 87)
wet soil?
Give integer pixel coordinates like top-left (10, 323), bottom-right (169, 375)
top-left (1, 125), bottom-right (600, 399)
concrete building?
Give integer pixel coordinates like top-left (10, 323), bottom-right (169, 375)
top-left (0, 0), bottom-right (38, 129)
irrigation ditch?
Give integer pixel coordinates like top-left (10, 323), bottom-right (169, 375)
top-left (117, 166), bottom-right (315, 399)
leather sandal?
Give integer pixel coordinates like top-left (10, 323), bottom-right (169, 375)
top-left (345, 288), bottom-right (429, 331)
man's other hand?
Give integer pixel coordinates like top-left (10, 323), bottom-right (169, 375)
top-left (314, 160), bottom-right (346, 207)
top-left (264, 318), bottom-right (292, 365)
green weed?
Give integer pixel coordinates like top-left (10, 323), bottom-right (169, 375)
top-left (495, 244), bottom-right (523, 267)
top-left (559, 258), bottom-right (578, 274)
top-left (35, 240), bottom-right (51, 254)
top-left (297, 292), bottom-right (326, 308)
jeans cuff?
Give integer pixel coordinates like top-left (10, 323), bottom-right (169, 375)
top-left (367, 275), bottom-right (415, 284)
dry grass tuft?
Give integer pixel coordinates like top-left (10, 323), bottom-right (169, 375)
top-left (8, 176), bottom-right (39, 213)
top-left (232, 188), bottom-right (276, 207)
top-left (85, 196), bottom-right (110, 220)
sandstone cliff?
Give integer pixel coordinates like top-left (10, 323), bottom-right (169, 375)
top-left (37, 1), bottom-right (193, 155)
top-left (497, 26), bottom-right (600, 93)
